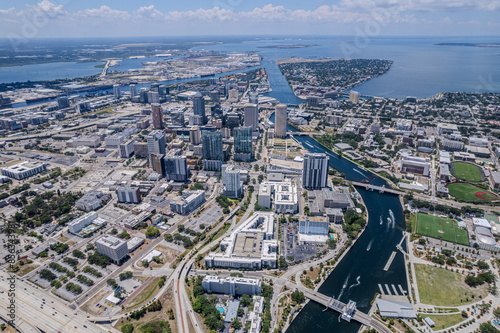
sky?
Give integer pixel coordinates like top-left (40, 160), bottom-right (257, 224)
top-left (0, 0), bottom-right (499, 38)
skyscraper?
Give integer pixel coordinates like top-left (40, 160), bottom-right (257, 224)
top-left (57, 96), bottom-right (70, 109)
top-left (150, 153), bottom-right (165, 175)
top-left (222, 165), bottom-right (243, 199)
top-left (302, 153), bottom-right (329, 189)
top-left (234, 126), bottom-right (252, 162)
top-left (113, 85), bottom-right (121, 99)
top-left (349, 90), bottom-right (360, 103)
top-left (202, 130), bottom-right (223, 171)
top-left (148, 91), bottom-right (160, 104)
top-left (275, 104), bottom-right (287, 138)
top-left (164, 151), bottom-right (189, 182)
top-left (130, 84), bottom-right (136, 97)
top-left (147, 130), bottom-right (166, 166)
top-left (193, 92), bottom-right (206, 123)
top-left (244, 103), bottom-right (259, 132)
top-left (151, 103), bottom-right (164, 129)
top-left (189, 126), bottom-right (201, 145)
top-left (249, 92), bottom-right (258, 105)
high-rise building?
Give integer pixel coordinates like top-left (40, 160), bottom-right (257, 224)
top-left (189, 115), bottom-right (203, 126)
top-left (249, 92), bottom-right (258, 105)
top-left (119, 139), bottom-right (135, 158)
top-left (193, 92), bottom-right (205, 123)
top-left (148, 91), bottom-right (160, 104)
top-left (275, 104), bottom-right (287, 138)
top-left (113, 85), bottom-right (121, 99)
top-left (151, 103), bottom-right (164, 129)
top-left (349, 90), bottom-right (360, 103)
top-left (96, 235), bottom-right (128, 264)
top-left (164, 150), bottom-right (189, 182)
top-left (139, 88), bottom-right (148, 103)
top-left (147, 130), bottom-right (166, 166)
top-left (116, 186), bottom-right (141, 203)
top-left (244, 104), bottom-right (259, 132)
top-left (210, 90), bottom-right (220, 104)
top-left (234, 126), bottom-right (252, 162)
top-left (222, 165), bottom-right (243, 199)
top-left (57, 96), bottom-right (70, 109)
top-left (130, 84), bottom-right (136, 97)
top-left (202, 131), bottom-right (223, 171)
top-left (302, 153), bottom-right (329, 189)
top-left (189, 126), bottom-right (201, 145)
top-left (150, 153), bottom-right (165, 175)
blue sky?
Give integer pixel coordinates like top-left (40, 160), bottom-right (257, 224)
top-left (1, 0), bottom-right (499, 38)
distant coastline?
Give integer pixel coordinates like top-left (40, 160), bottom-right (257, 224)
top-left (257, 44), bottom-right (319, 49)
top-left (435, 42), bottom-right (500, 48)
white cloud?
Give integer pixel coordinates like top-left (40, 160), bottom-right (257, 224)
top-left (78, 5), bottom-right (130, 20)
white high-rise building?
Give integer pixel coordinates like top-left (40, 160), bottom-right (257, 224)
top-left (130, 84), bottom-right (136, 97)
top-left (222, 165), bottom-right (243, 199)
top-left (95, 235), bottom-right (128, 264)
top-left (147, 130), bottom-right (166, 166)
top-left (189, 126), bottom-right (201, 145)
top-left (302, 153), bottom-right (329, 189)
top-left (244, 103), bottom-right (259, 132)
top-left (275, 104), bottom-right (287, 138)
top-left (113, 85), bottom-right (121, 99)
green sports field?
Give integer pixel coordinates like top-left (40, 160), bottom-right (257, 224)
top-left (446, 182), bottom-right (498, 203)
top-left (416, 213), bottom-right (469, 246)
top-left (452, 162), bottom-right (482, 182)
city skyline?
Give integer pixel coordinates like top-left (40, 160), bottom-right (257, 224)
top-left (1, 0), bottom-right (500, 38)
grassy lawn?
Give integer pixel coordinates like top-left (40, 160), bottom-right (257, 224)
top-left (446, 182), bottom-right (497, 203)
top-left (423, 314), bottom-right (465, 331)
top-left (452, 162), bottom-right (482, 182)
top-left (416, 213), bottom-right (469, 246)
top-left (415, 264), bottom-right (488, 306)
top-left (125, 277), bottom-right (160, 310)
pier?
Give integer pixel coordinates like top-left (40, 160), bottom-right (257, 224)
top-left (383, 251), bottom-right (397, 271)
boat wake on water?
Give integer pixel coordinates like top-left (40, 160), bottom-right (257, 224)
top-left (353, 169), bottom-right (366, 176)
top-left (348, 276), bottom-right (361, 291)
top-left (366, 239), bottom-right (373, 251)
top-left (338, 274), bottom-right (351, 300)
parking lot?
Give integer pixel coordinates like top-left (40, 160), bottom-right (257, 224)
top-left (282, 222), bottom-right (327, 263)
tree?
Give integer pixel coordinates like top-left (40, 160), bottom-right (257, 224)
top-left (479, 322), bottom-right (499, 333)
top-left (164, 234), bottom-right (173, 242)
top-left (178, 225), bottom-right (185, 232)
top-left (477, 260), bottom-right (489, 270)
top-left (110, 228), bottom-right (118, 235)
top-left (494, 307), bottom-right (500, 320)
top-left (240, 294), bottom-right (252, 307)
top-left (231, 318), bottom-right (242, 330)
top-left (291, 290), bottom-right (305, 304)
top-left (121, 324), bottom-right (134, 333)
top-left (145, 226), bottom-right (160, 238)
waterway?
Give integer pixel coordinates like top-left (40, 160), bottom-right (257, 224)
top-left (286, 136), bottom-right (407, 333)
top-left (272, 108), bottom-right (407, 331)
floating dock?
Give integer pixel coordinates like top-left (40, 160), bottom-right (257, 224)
top-left (383, 251), bottom-right (397, 271)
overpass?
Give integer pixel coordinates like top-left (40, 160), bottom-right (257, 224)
top-left (352, 181), bottom-right (405, 196)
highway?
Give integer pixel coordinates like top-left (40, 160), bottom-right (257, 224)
top-left (0, 275), bottom-right (116, 333)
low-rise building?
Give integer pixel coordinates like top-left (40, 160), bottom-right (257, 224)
top-left (201, 276), bottom-right (262, 296)
top-left (204, 212), bottom-right (277, 269)
top-left (68, 212), bottom-right (98, 234)
top-left (298, 216), bottom-right (329, 244)
top-left (400, 155), bottom-right (430, 176)
top-left (1, 161), bottom-right (47, 180)
top-left (490, 171), bottom-right (500, 190)
top-left (95, 235), bottom-right (128, 264)
top-left (170, 190), bottom-right (206, 215)
top-left (75, 191), bottom-right (103, 211)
